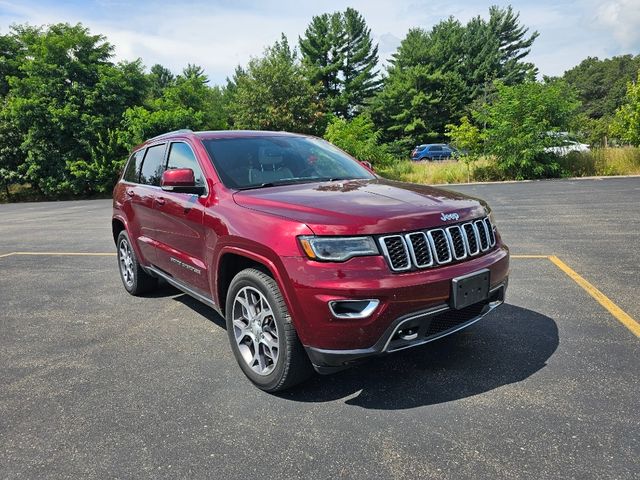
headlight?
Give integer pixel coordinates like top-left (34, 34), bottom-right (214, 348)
top-left (298, 236), bottom-right (379, 262)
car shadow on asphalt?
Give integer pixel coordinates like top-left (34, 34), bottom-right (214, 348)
top-left (156, 284), bottom-right (559, 410)
top-left (280, 304), bottom-right (559, 409)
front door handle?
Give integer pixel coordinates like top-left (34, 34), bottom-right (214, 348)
top-left (126, 189), bottom-right (134, 197)
top-left (156, 197), bottom-right (166, 206)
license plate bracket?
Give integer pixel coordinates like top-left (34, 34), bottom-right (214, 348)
top-left (451, 269), bottom-right (490, 310)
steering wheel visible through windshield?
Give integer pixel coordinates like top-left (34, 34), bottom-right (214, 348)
top-left (202, 135), bottom-right (375, 190)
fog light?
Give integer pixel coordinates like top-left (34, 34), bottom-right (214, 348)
top-left (328, 299), bottom-right (379, 319)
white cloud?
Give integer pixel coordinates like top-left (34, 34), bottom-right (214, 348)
top-left (0, 0), bottom-right (638, 83)
top-left (592, 0), bottom-right (640, 49)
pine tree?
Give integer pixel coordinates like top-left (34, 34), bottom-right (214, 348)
top-left (299, 8), bottom-right (379, 118)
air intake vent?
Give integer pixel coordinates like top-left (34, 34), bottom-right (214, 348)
top-left (428, 229), bottom-right (452, 264)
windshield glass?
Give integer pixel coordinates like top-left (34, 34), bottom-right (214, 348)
top-left (202, 136), bottom-right (375, 190)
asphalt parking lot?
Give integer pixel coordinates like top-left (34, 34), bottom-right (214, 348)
top-left (1, 177), bottom-right (638, 479)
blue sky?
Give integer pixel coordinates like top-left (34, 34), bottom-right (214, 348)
top-left (1, 0), bottom-right (638, 84)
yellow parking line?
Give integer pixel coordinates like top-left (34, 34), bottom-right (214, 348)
top-left (547, 255), bottom-right (640, 338)
top-left (0, 252), bottom-right (16, 258)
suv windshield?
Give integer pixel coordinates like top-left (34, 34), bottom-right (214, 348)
top-left (202, 136), bottom-right (375, 190)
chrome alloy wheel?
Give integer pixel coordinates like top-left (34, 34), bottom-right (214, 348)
top-left (118, 238), bottom-right (135, 288)
top-left (232, 286), bottom-right (280, 375)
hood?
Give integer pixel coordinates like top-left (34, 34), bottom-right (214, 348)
top-left (232, 178), bottom-right (487, 235)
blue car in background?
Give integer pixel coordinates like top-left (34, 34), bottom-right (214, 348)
top-left (411, 143), bottom-right (457, 161)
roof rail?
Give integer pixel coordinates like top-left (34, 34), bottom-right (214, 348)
top-left (148, 129), bottom-right (194, 141)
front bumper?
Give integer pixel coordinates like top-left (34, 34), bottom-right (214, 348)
top-left (305, 281), bottom-right (506, 373)
top-left (280, 245), bottom-right (509, 352)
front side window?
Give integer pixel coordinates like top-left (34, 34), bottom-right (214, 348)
top-left (139, 144), bottom-right (166, 186)
top-left (202, 136), bottom-right (375, 190)
top-left (122, 150), bottom-right (144, 183)
top-left (166, 142), bottom-right (205, 187)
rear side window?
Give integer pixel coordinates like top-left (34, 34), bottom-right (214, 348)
top-left (166, 142), bottom-right (205, 187)
top-left (122, 150), bottom-right (144, 183)
top-left (139, 144), bottom-right (166, 186)
top-left (430, 146), bottom-right (442, 152)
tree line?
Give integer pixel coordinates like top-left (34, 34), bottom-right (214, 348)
top-left (0, 6), bottom-right (638, 198)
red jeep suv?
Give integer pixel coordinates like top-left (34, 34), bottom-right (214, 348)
top-left (112, 130), bottom-right (509, 391)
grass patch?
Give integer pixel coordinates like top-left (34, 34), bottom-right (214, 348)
top-left (378, 157), bottom-right (497, 185)
top-left (558, 147), bottom-right (640, 177)
top-left (378, 147), bottom-right (640, 185)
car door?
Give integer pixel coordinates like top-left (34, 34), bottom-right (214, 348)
top-left (153, 141), bottom-right (209, 294)
top-left (128, 143), bottom-right (167, 265)
top-left (430, 145), bottom-right (442, 160)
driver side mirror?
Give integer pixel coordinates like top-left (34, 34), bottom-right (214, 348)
top-left (161, 168), bottom-right (205, 195)
top-left (359, 160), bottom-right (375, 172)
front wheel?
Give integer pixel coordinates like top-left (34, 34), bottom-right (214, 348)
top-left (225, 268), bottom-right (313, 392)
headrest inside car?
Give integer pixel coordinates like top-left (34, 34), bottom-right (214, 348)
top-left (259, 147), bottom-right (283, 166)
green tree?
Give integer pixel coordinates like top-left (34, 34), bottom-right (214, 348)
top-left (119, 72), bottom-right (227, 147)
top-left (612, 72), bottom-right (640, 146)
top-left (324, 114), bottom-right (392, 165)
top-left (148, 63), bottom-right (175, 99)
top-left (0, 31), bottom-right (23, 97)
top-left (372, 6), bottom-right (537, 151)
top-left (563, 55), bottom-right (640, 145)
top-left (445, 116), bottom-right (484, 182)
top-left (300, 8), bottom-right (379, 118)
top-left (370, 56), bottom-right (467, 153)
top-left (229, 34), bottom-right (324, 134)
top-left (476, 80), bottom-right (580, 178)
top-left (3, 23), bottom-right (148, 196)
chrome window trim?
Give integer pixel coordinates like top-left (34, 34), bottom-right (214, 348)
top-left (404, 232), bottom-right (434, 268)
top-left (378, 235), bottom-right (411, 271)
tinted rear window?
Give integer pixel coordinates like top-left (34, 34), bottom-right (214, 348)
top-left (122, 150), bottom-right (144, 183)
top-left (139, 144), bottom-right (166, 186)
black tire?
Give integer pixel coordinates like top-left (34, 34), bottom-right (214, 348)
top-left (116, 230), bottom-right (157, 295)
top-left (225, 268), bottom-right (313, 392)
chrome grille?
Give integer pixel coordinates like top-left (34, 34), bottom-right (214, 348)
top-left (462, 223), bottom-right (479, 255)
top-left (484, 218), bottom-right (496, 246)
top-left (428, 229), bottom-right (452, 264)
top-left (405, 232), bottom-right (433, 267)
top-left (446, 226), bottom-right (467, 260)
top-left (475, 219), bottom-right (490, 251)
top-left (379, 216), bottom-right (497, 272)
top-left (378, 235), bottom-right (411, 271)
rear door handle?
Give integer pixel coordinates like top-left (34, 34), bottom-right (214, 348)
top-left (126, 189), bottom-right (134, 197)
top-left (156, 197), bottom-right (166, 206)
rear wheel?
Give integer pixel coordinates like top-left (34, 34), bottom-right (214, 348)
top-left (225, 268), bottom-right (313, 392)
top-left (116, 230), bottom-right (157, 295)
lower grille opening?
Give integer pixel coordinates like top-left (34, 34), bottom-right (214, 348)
top-left (387, 301), bottom-right (489, 352)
